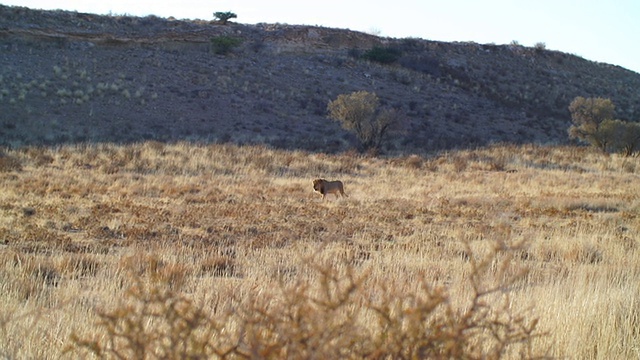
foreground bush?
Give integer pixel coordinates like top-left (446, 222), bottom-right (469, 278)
top-left (68, 244), bottom-right (541, 359)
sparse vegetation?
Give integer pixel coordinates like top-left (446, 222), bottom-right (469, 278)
top-left (534, 42), bottom-right (546, 52)
top-left (210, 35), bottom-right (243, 55)
top-left (2, 5), bottom-right (640, 152)
top-left (361, 46), bottom-right (402, 64)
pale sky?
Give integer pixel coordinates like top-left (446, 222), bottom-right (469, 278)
top-left (3, 0), bottom-right (639, 74)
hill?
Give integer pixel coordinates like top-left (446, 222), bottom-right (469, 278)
top-left (1, 5), bottom-right (640, 153)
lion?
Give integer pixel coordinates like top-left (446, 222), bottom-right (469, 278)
top-left (313, 179), bottom-right (348, 199)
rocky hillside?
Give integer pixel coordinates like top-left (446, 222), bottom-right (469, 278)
top-left (1, 5), bottom-right (639, 154)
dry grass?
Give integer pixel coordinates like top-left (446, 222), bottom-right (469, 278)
top-left (0, 142), bottom-right (639, 359)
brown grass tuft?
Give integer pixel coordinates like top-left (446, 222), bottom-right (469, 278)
top-left (0, 152), bottom-right (22, 172)
top-left (200, 255), bottom-right (238, 277)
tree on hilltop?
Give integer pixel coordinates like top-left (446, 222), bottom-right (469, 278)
top-left (213, 11), bottom-right (236, 25)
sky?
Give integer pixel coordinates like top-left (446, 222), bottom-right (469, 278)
top-left (3, 1), bottom-right (639, 74)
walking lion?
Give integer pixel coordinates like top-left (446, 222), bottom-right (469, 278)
top-left (312, 179), bottom-right (348, 200)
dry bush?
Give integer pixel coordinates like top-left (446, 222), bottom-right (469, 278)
top-left (246, 248), bottom-right (538, 359)
top-left (452, 154), bottom-right (469, 172)
top-left (68, 277), bottom-right (223, 359)
top-left (68, 243), bottom-right (541, 359)
top-left (399, 154), bottom-right (424, 169)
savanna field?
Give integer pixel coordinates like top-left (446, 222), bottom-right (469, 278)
top-left (0, 142), bottom-right (639, 359)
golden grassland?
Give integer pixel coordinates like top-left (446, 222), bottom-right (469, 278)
top-left (0, 142), bottom-right (639, 359)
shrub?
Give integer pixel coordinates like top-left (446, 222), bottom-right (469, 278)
top-left (618, 121), bottom-right (640, 156)
top-left (327, 91), bottom-right (403, 152)
top-left (568, 98), bottom-right (640, 156)
top-left (568, 96), bottom-right (615, 151)
top-left (210, 36), bottom-right (243, 55)
top-left (534, 42), bottom-right (547, 52)
top-left (69, 245), bottom-right (542, 359)
top-left (599, 119), bottom-right (640, 156)
top-left (362, 46), bottom-right (402, 64)
top-left (68, 278), bottom-right (222, 359)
